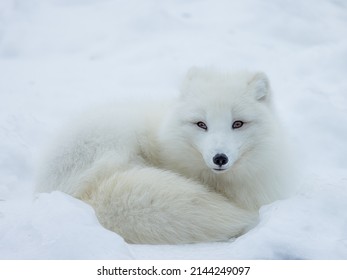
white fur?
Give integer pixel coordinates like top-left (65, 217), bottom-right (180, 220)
top-left (36, 67), bottom-right (291, 244)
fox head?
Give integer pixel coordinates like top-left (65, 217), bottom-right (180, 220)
top-left (159, 67), bottom-right (279, 176)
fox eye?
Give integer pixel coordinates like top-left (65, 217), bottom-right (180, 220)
top-left (196, 121), bottom-right (208, 130)
top-left (232, 120), bottom-right (244, 129)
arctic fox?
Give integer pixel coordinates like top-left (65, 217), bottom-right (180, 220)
top-left (36, 67), bottom-right (290, 244)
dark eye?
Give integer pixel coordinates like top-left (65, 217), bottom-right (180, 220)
top-left (232, 120), bottom-right (244, 129)
top-left (196, 121), bottom-right (208, 130)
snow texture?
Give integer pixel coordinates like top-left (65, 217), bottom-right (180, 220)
top-left (0, 0), bottom-right (347, 259)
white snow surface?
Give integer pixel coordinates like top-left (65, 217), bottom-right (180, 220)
top-left (0, 0), bottom-right (347, 259)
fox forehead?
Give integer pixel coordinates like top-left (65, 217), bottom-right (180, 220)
top-left (181, 81), bottom-right (249, 103)
top-left (179, 97), bottom-right (258, 123)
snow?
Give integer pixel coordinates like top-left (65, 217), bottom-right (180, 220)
top-left (0, 0), bottom-right (347, 260)
top-left (0, 191), bottom-right (132, 259)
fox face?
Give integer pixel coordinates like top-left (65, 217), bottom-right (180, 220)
top-left (185, 111), bottom-right (248, 173)
top-left (163, 68), bottom-right (276, 174)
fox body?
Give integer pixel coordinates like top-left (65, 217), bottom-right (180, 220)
top-left (37, 68), bottom-right (289, 244)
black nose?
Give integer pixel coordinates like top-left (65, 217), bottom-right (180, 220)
top-left (213, 153), bottom-right (228, 167)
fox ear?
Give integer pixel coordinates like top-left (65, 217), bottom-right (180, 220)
top-left (248, 72), bottom-right (270, 102)
top-left (180, 67), bottom-right (206, 98)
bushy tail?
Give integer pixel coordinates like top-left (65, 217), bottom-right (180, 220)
top-left (79, 166), bottom-right (257, 244)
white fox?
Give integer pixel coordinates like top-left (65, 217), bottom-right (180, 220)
top-left (36, 68), bottom-right (290, 244)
